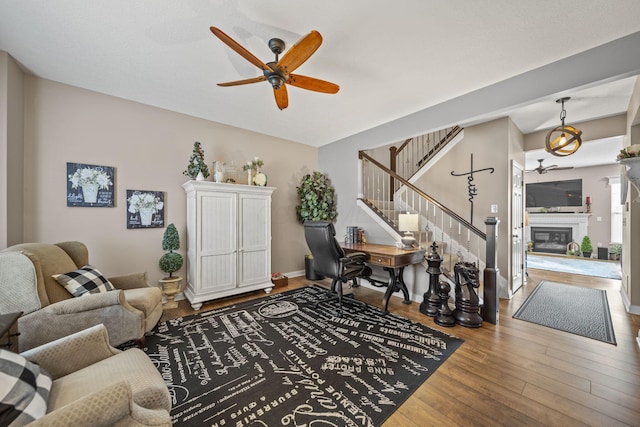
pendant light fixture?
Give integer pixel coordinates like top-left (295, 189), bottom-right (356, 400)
top-left (545, 97), bottom-right (582, 156)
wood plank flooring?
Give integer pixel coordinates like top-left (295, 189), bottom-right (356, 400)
top-left (162, 268), bottom-right (640, 426)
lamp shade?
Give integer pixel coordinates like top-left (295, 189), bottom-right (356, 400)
top-left (398, 213), bottom-right (419, 232)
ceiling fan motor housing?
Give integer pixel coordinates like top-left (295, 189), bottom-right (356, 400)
top-left (264, 61), bottom-right (287, 89)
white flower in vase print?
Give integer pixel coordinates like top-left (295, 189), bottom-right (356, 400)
top-left (68, 167), bottom-right (112, 190)
top-left (128, 192), bottom-right (163, 214)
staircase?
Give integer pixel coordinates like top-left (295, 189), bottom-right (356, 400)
top-left (357, 127), bottom-right (499, 323)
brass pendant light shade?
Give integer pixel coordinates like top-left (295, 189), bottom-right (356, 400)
top-left (545, 97), bottom-right (582, 157)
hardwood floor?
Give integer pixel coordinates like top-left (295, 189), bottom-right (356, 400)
top-left (162, 269), bottom-right (640, 427)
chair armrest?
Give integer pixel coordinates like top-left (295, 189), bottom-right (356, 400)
top-left (341, 252), bottom-right (369, 264)
top-left (29, 381), bottom-right (171, 427)
top-left (21, 324), bottom-right (120, 379)
top-left (17, 291), bottom-right (145, 351)
top-left (109, 272), bottom-right (149, 290)
top-left (46, 289), bottom-right (124, 313)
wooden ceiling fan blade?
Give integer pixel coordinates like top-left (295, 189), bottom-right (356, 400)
top-left (210, 26), bottom-right (272, 72)
top-left (217, 76), bottom-right (265, 87)
top-left (287, 74), bottom-right (339, 94)
top-left (277, 30), bottom-right (322, 73)
top-left (552, 166), bottom-right (574, 171)
top-left (274, 85), bottom-right (288, 110)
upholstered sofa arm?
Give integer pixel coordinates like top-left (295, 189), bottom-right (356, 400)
top-left (17, 291), bottom-right (145, 351)
top-left (46, 289), bottom-right (125, 313)
top-left (28, 381), bottom-right (171, 427)
top-left (21, 324), bottom-right (120, 379)
top-left (109, 272), bottom-right (150, 290)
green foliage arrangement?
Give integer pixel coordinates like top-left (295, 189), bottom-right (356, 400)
top-left (610, 243), bottom-right (622, 255)
top-left (183, 141), bottom-right (210, 179)
top-left (159, 224), bottom-right (183, 277)
top-left (580, 235), bottom-right (593, 254)
top-left (295, 171), bottom-right (337, 224)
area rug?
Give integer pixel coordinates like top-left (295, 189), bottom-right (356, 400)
top-left (527, 254), bottom-right (621, 280)
top-left (513, 281), bottom-right (616, 345)
top-left (143, 285), bottom-right (463, 426)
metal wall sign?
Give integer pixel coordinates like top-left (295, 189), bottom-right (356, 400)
top-left (451, 153), bottom-right (494, 224)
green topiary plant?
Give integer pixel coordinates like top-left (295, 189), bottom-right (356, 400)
top-left (295, 171), bottom-right (337, 224)
top-left (159, 224), bottom-right (183, 278)
top-left (580, 235), bottom-right (593, 256)
top-left (183, 141), bottom-right (210, 179)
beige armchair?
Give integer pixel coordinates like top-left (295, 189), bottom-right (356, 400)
top-left (0, 241), bottom-right (163, 351)
top-left (21, 324), bottom-right (171, 426)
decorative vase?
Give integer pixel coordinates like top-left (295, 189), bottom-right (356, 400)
top-left (81, 183), bottom-right (99, 203)
top-left (620, 157), bottom-right (640, 193)
top-left (196, 171), bottom-right (205, 181)
top-left (246, 169), bottom-right (253, 185)
top-left (253, 172), bottom-right (267, 186)
top-left (139, 207), bottom-right (154, 226)
top-left (158, 276), bottom-right (184, 309)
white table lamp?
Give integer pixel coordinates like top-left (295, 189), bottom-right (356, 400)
top-left (398, 212), bottom-right (419, 249)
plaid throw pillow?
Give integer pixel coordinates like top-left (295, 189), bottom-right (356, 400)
top-left (53, 265), bottom-right (115, 297)
top-left (0, 349), bottom-right (52, 426)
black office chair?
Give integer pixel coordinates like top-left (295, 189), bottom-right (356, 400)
top-left (303, 221), bottom-right (372, 316)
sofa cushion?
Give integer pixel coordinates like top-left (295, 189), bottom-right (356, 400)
top-left (53, 265), bottom-right (115, 297)
top-left (0, 349), bottom-right (52, 426)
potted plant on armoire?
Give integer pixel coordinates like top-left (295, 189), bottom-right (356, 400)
top-left (296, 171), bottom-right (337, 280)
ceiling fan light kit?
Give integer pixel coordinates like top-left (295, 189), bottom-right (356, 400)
top-left (545, 97), bottom-right (583, 157)
top-left (210, 26), bottom-right (339, 110)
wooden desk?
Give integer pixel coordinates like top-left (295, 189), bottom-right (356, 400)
top-left (342, 243), bottom-right (425, 313)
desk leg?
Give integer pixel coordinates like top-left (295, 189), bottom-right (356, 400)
top-left (381, 266), bottom-right (411, 313)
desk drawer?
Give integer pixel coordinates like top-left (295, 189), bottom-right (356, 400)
top-left (369, 255), bottom-right (392, 267)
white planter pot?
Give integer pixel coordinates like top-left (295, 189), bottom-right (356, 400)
top-left (139, 207), bottom-right (154, 226)
top-left (620, 157), bottom-right (640, 194)
top-left (81, 183), bottom-right (99, 203)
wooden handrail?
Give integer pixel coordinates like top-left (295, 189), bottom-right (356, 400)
top-left (359, 150), bottom-right (486, 240)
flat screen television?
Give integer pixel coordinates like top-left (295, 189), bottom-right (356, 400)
top-left (525, 179), bottom-right (582, 208)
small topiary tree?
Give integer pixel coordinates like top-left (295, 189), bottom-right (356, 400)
top-left (580, 235), bottom-right (593, 256)
top-left (183, 141), bottom-right (210, 179)
top-left (159, 224), bottom-right (183, 278)
top-left (295, 171), bottom-right (337, 224)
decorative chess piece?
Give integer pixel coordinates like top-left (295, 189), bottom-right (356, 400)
top-left (420, 242), bottom-right (442, 317)
top-left (434, 281), bottom-right (455, 327)
top-left (453, 262), bottom-right (483, 328)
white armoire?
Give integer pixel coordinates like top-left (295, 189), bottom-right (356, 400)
top-left (182, 181), bottom-right (275, 310)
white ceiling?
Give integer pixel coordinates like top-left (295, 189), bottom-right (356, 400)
top-left (1, 1), bottom-right (640, 168)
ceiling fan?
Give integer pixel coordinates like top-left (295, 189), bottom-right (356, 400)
top-left (210, 26), bottom-right (340, 110)
top-left (526, 159), bottom-right (574, 174)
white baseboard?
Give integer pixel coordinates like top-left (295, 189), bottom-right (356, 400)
top-left (620, 288), bottom-right (640, 315)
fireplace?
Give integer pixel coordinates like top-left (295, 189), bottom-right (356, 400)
top-left (531, 226), bottom-right (572, 254)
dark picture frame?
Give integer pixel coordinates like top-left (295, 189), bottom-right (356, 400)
top-left (66, 162), bottom-right (115, 207)
top-left (126, 189), bottom-right (165, 229)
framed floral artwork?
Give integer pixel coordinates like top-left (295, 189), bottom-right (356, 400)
top-left (66, 162), bottom-right (115, 207)
top-left (126, 190), bottom-right (164, 229)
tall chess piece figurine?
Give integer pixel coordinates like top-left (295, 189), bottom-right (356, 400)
top-left (453, 262), bottom-right (483, 328)
top-left (420, 242), bottom-right (443, 317)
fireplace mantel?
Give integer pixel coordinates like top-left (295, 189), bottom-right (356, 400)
top-left (526, 213), bottom-right (590, 247)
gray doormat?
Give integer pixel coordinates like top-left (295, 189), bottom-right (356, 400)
top-left (513, 281), bottom-right (616, 345)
